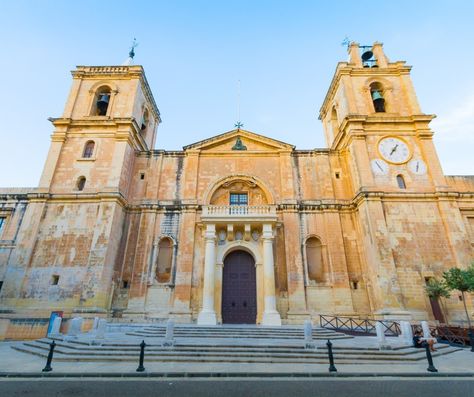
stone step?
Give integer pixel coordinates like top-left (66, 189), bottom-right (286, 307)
top-left (126, 333), bottom-right (350, 340)
top-left (141, 326), bottom-right (338, 333)
top-left (129, 329), bottom-right (335, 333)
top-left (125, 328), bottom-right (351, 339)
top-left (12, 343), bottom-right (460, 364)
top-left (24, 343), bottom-right (452, 357)
top-left (30, 338), bottom-right (451, 356)
top-left (13, 340), bottom-right (460, 365)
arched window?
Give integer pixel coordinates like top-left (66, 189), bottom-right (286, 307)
top-left (141, 108), bottom-right (149, 132)
top-left (156, 237), bottom-right (173, 283)
top-left (76, 176), bottom-right (86, 191)
top-left (82, 141), bottom-right (95, 158)
top-left (370, 82), bottom-right (385, 113)
top-left (306, 237), bottom-right (324, 283)
top-left (92, 86), bottom-right (111, 116)
top-left (396, 174), bottom-right (406, 189)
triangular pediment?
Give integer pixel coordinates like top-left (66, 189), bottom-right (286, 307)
top-left (183, 129), bottom-right (295, 152)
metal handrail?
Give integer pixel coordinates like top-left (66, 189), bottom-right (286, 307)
top-left (319, 314), bottom-right (401, 336)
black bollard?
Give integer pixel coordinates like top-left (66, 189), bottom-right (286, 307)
top-left (425, 344), bottom-right (438, 373)
top-left (326, 339), bottom-right (337, 373)
top-left (136, 340), bottom-right (146, 372)
top-left (42, 340), bottom-right (56, 372)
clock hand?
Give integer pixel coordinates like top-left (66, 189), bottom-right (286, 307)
top-left (376, 161), bottom-right (383, 171)
top-left (416, 162), bottom-right (419, 172)
top-left (390, 144), bottom-right (398, 155)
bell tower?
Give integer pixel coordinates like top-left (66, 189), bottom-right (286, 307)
top-left (0, 63), bottom-right (162, 318)
top-left (39, 65), bottom-right (161, 196)
top-left (319, 41), bottom-right (447, 193)
top-left (318, 42), bottom-right (454, 319)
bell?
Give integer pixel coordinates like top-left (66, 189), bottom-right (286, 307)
top-left (361, 49), bottom-right (373, 61)
top-left (371, 90), bottom-right (384, 101)
top-left (97, 94), bottom-right (109, 115)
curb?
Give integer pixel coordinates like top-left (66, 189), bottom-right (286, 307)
top-left (0, 372), bottom-right (474, 379)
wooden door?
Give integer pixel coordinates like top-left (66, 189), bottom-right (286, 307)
top-left (222, 251), bottom-right (257, 324)
top-left (429, 297), bottom-right (445, 323)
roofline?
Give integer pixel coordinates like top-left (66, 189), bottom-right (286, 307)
top-left (183, 128), bottom-right (296, 150)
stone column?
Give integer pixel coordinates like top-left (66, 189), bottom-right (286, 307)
top-left (197, 224), bottom-right (217, 325)
top-left (262, 224), bottom-right (282, 326)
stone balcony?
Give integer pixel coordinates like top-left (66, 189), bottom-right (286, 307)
top-left (201, 205), bottom-right (277, 224)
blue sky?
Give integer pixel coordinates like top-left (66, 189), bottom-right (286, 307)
top-left (0, 1), bottom-right (473, 186)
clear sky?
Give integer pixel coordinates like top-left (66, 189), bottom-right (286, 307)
top-left (0, 0), bottom-right (473, 187)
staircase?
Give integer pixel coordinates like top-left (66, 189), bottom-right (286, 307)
top-left (11, 324), bottom-right (462, 364)
top-left (125, 324), bottom-right (351, 340)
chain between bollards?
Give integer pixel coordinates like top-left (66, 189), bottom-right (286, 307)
top-left (326, 339), bottom-right (337, 373)
top-left (136, 340), bottom-right (146, 372)
top-left (424, 343), bottom-right (438, 373)
top-left (42, 340), bottom-right (56, 372)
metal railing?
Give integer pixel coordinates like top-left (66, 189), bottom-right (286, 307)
top-left (319, 314), bottom-right (401, 336)
top-left (321, 314), bottom-right (473, 348)
top-left (414, 324), bottom-right (473, 348)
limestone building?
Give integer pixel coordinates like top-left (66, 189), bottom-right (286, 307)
top-left (0, 43), bottom-right (473, 339)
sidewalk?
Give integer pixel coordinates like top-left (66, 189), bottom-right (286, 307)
top-left (0, 340), bottom-right (473, 377)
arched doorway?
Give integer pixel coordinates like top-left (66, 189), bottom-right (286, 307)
top-left (222, 250), bottom-right (257, 324)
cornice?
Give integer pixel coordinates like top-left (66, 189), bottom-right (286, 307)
top-left (49, 117), bottom-right (148, 151)
top-left (319, 62), bottom-right (412, 119)
top-left (2, 189), bottom-right (472, 215)
top-left (183, 129), bottom-right (295, 151)
top-left (72, 66), bottom-right (161, 122)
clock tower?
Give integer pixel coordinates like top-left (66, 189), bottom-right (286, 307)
top-left (318, 42), bottom-right (466, 319)
top-left (319, 41), bottom-right (448, 194)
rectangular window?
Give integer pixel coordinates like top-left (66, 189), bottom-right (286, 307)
top-left (230, 193), bottom-right (248, 206)
top-left (51, 275), bottom-right (60, 285)
top-left (0, 217), bottom-right (5, 236)
top-left (0, 281), bottom-right (3, 292)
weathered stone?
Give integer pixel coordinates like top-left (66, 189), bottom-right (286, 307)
top-left (375, 322), bottom-right (391, 350)
top-left (95, 319), bottom-right (107, 339)
top-left (67, 317), bottom-right (83, 337)
top-left (0, 43), bottom-right (473, 342)
top-left (48, 317), bottom-right (62, 337)
top-left (398, 321), bottom-right (413, 345)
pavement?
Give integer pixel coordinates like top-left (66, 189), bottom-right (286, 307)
top-left (0, 338), bottom-right (473, 377)
top-left (1, 378), bottom-right (474, 397)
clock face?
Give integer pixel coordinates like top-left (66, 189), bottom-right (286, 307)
top-left (378, 137), bottom-right (411, 164)
top-left (408, 159), bottom-right (427, 175)
top-left (371, 158), bottom-right (389, 175)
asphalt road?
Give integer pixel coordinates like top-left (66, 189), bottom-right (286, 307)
top-left (0, 378), bottom-right (473, 397)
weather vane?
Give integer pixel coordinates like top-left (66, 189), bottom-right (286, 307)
top-left (129, 38), bottom-right (139, 59)
top-left (341, 36), bottom-right (351, 49)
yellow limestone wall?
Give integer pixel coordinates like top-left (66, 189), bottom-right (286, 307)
top-left (0, 45), bottom-right (473, 339)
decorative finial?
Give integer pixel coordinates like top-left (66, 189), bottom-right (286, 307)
top-left (122, 38), bottom-right (139, 66)
top-left (341, 36), bottom-right (351, 49)
top-left (234, 121), bottom-right (244, 129)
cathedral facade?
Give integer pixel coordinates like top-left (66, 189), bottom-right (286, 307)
top-left (0, 43), bottom-right (473, 339)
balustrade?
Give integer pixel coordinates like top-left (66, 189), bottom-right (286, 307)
top-left (202, 205), bottom-right (276, 218)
